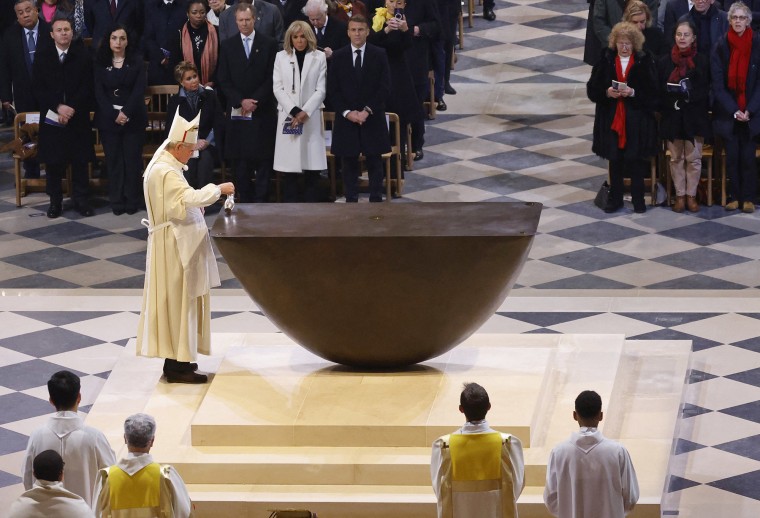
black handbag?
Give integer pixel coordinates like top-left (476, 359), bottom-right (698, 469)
top-left (594, 181), bottom-right (610, 210)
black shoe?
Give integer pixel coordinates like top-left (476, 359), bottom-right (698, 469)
top-left (483, 9), bottom-right (496, 20)
top-left (165, 370), bottom-right (208, 384)
top-left (445, 82), bottom-right (457, 95)
top-left (74, 203), bottom-right (94, 217)
top-left (164, 359), bottom-right (199, 373)
top-left (603, 200), bottom-right (623, 214)
top-left (112, 207), bottom-right (125, 216)
top-left (125, 207), bottom-right (139, 215)
top-left (436, 100), bottom-right (447, 111)
top-left (414, 150), bottom-right (424, 161)
top-left (47, 203), bottom-right (62, 219)
top-left (633, 202), bottom-right (647, 214)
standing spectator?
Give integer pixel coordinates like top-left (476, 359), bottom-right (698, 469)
top-left (584, 0), bottom-right (602, 65)
top-left (658, 17), bottom-right (711, 212)
top-left (266, 0), bottom-right (307, 27)
top-left (218, 0), bottom-right (284, 46)
top-left (166, 61), bottom-right (225, 189)
top-left (431, 383), bottom-right (525, 518)
top-left (544, 390), bottom-right (639, 518)
top-left (0, 0), bottom-right (53, 179)
top-left (92, 414), bottom-right (194, 518)
top-left (169, 0), bottom-right (219, 87)
top-left (273, 20), bottom-right (327, 201)
top-left (84, 0), bottom-right (143, 51)
top-left (369, 0), bottom-right (423, 189)
top-left (625, 0), bottom-right (668, 57)
top-left (21, 371), bottom-right (116, 507)
top-left (137, 110), bottom-right (234, 383)
top-left (727, 0), bottom-right (760, 29)
top-left (431, 0), bottom-right (458, 109)
top-left (218, 2), bottom-right (278, 202)
top-left (403, 0), bottom-right (439, 162)
top-left (587, 22), bottom-right (659, 214)
top-left (664, 0), bottom-right (693, 42)
top-left (593, 0), bottom-right (660, 53)
top-left (303, 0), bottom-right (348, 63)
top-left (143, 0), bottom-right (187, 85)
top-left (93, 25), bottom-right (147, 215)
top-left (712, 0), bottom-right (760, 212)
top-left (33, 15), bottom-right (95, 218)
top-left (328, 15), bottom-right (390, 202)
top-left (37, 0), bottom-right (84, 38)
top-left (206, 0), bottom-right (228, 26)
top-left (10, 451), bottom-right (95, 518)
top-left (688, 0), bottom-right (729, 55)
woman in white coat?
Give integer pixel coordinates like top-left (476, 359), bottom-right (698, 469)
top-left (273, 20), bottom-right (328, 202)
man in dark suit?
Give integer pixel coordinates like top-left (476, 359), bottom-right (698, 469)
top-left (687, 0), bottom-right (728, 54)
top-left (218, 0), bottom-right (284, 47)
top-left (663, 0), bottom-right (691, 40)
top-left (218, 2), bottom-right (277, 202)
top-left (265, 0), bottom-right (306, 28)
top-left (1, 0), bottom-right (53, 178)
top-left (84, 0), bottom-right (143, 51)
top-left (33, 16), bottom-right (94, 218)
top-left (303, 0), bottom-right (348, 61)
top-left (328, 15), bottom-right (390, 202)
top-left (143, 0), bottom-right (187, 85)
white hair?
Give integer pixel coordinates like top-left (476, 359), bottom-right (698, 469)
top-left (302, 0), bottom-right (328, 16)
top-left (124, 413), bottom-right (156, 448)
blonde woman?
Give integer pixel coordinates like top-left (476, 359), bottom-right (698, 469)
top-left (272, 20), bottom-right (327, 202)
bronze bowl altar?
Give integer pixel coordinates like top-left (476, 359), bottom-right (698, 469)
top-left (212, 202), bottom-right (541, 368)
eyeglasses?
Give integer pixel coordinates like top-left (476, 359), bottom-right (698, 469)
top-left (616, 42), bottom-right (632, 48)
top-left (731, 15), bottom-right (749, 20)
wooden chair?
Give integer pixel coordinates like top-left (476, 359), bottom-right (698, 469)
top-left (662, 141), bottom-right (716, 207)
top-left (467, 0), bottom-right (474, 27)
top-left (323, 111), bottom-right (338, 200)
top-left (423, 71), bottom-right (437, 120)
top-left (458, 4), bottom-right (465, 48)
top-left (10, 112), bottom-right (56, 207)
top-left (142, 112), bottom-right (169, 167)
top-left (144, 85), bottom-right (178, 113)
top-left (608, 157), bottom-right (658, 206)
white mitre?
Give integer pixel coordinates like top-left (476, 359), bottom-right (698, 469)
top-left (167, 110), bottom-right (201, 145)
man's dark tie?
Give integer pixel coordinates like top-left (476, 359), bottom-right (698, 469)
top-left (354, 48), bottom-right (361, 77)
top-left (316, 27), bottom-right (324, 46)
top-left (110, 0), bottom-right (116, 16)
top-left (27, 30), bottom-right (35, 65)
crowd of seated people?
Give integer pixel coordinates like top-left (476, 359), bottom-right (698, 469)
top-left (587, 0), bottom-right (760, 214)
top-left (0, 0), bottom-right (481, 212)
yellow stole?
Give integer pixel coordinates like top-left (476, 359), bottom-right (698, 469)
top-left (108, 463), bottom-right (161, 510)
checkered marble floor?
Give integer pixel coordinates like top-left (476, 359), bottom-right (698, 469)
top-left (1, 0), bottom-right (760, 515)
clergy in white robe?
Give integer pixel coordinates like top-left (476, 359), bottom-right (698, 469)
top-left (22, 371), bottom-right (115, 507)
top-left (543, 390), bottom-right (639, 518)
top-left (12, 450), bottom-right (95, 518)
top-left (430, 383), bottom-right (525, 518)
top-left (136, 111), bottom-right (234, 383)
top-left (92, 413), bottom-right (194, 518)
top-left (9, 480), bottom-right (95, 518)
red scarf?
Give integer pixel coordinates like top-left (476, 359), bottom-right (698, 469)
top-left (668, 43), bottom-right (697, 83)
top-left (727, 27), bottom-right (753, 111)
top-left (611, 53), bottom-right (634, 149)
top-left (182, 21), bottom-right (219, 86)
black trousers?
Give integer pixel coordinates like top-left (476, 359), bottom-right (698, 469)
top-left (102, 130), bottom-right (144, 211)
top-left (724, 123), bottom-right (758, 203)
top-left (609, 158), bottom-right (647, 206)
top-left (341, 155), bottom-right (383, 202)
top-left (412, 80), bottom-right (428, 152)
top-left (234, 158), bottom-right (272, 202)
top-left (45, 160), bottom-right (89, 205)
top-left (283, 170), bottom-right (320, 202)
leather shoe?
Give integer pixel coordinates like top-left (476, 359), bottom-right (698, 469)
top-left (633, 202), bottom-right (646, 214)
top-left (126, 207), bottom-right (140, 215)
top-left (725, 200), bottom-right (739, 211)
top-left (672, 196), bottom-right (685, 213)
top-left (436, 100), bottom-right (447, 111)
top-left (483, 9), bottom-right (496, 20)
top-left (165, 370), bottom-right (208, 384)
top-left (445, 82), bottom-right (457, 95)
top-left (47, 203), bottom-right (62, 219)
top-left (112, 207), bottom-right (125, 216)
top-left (74, 203), bottom-right (94, 217)
top-left (686, 196), bottom-right (699, 213)
top-left (743, 201), bottom-right (755, 213)
top-left (414, 150), bottom-right (424, 161)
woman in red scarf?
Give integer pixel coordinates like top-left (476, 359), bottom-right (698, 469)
top-left (587, 21), bottom-right (658, 213)
top-left (712, 1), bottom-right (760, 213)
top-left (657, 17), bottom-right (711, 213)
top-left (170, 0), bottom-right (219, 87)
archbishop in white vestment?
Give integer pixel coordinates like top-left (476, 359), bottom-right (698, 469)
top-left (136, 111), bottom-right (234, 382)
top-left (9, 480), bottom-right (95, 518)
top-left (544, 427), bottom-right (639, 518)
top-left (22, 411), bottom-right (116, 507)
top-left (431, 419), bottom-right (525, 518)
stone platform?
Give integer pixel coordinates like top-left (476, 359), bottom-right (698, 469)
top-left (87, 332), bottom-right (691, 518)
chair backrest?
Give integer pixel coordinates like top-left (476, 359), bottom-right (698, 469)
top-left (386, 112), bottom-right (401, 153)
top-left (145, 85), bottom-right (179, 113)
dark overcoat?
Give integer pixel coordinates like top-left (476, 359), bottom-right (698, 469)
top-left (328, 42), bottom-right (391, 156)
top-left (711, 32), bottom-right (760, 140)
top-left (93, 57), bottom-right (147, 134)
top-left (402, 0), bottom-right (440, 86)
top-left (217, 31), bottom-right (278, 160)
top-left (32, 41), bottom-right (94, 164)
top-left (165, 86), bottom-right (225, 148)
top-left (587, 48), bottom-right (659, 160)
top-left (657, 51), bottom-right (712, 140)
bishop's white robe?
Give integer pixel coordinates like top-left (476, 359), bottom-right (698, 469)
top-left (137, 151), bottom-right (221, 363)
top-left (92, 452), bottom-right (193, 518)
top-left (544, 428), bottom-right (639, 518)
top-left (22, 411), bottom-right (116, 507)
top-left (9, 480), bottom-right (95, 518)
top-left (431, 420), bottom-right (525, 518)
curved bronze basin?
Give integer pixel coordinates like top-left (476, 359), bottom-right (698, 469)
top-left (212, 202), bottom-right (541, 368)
